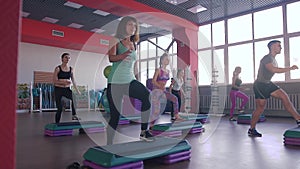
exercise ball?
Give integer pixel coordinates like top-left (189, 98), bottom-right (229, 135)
top-left (103, 65), bottom-right (112, 78)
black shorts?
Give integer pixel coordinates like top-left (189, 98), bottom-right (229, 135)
top-left (253, 81), bottom-right (280, 99)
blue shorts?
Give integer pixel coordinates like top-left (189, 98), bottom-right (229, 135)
top-left (253, 81), bottom-right (280, 99)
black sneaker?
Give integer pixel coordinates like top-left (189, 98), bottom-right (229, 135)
top-left (140, 130), bottom-right (155, 142)
top-left (171, 116), bottom-right (176, 121)
top-left (72, 115), bottom-right (80, 121)
top-left (297, 120), bottom-right (300, 127)
top-left (248, 128), bottom-right (262, 137)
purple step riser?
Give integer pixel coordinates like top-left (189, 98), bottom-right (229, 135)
top-left (83, 160), bottom-right (143, 169)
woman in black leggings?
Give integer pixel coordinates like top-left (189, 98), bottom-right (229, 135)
top-left (106, 16), bottom-right (153, 144)
top-left (53, 53), bottom-right (81, 123)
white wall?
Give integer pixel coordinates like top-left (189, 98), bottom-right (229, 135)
top-left (18, 42), bottom-right (110, 90)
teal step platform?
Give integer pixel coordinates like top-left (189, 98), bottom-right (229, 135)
top-left (283, 127), bottom-right (300, 146)
top-left (151, 120), bottom-right (204, 137)
top-left (180, 113), bottom-right (209, 123)
top-left (237, 114), bottom-right (266, 124)
top-left (83, 137), bottom-right (191, 168)
top-left (44, 121), bottom-right (105, 136)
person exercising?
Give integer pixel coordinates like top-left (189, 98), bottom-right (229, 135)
top-left (53, 53), bottom-right (81, 123)
top-left (248, 40), bottom-right (300, 137)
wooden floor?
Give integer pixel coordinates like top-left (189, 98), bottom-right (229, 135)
top-left (16, 111), bottom-right (300, 169)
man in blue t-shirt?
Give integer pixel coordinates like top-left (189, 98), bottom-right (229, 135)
top-left (249, 40), bottom-right (300, 137)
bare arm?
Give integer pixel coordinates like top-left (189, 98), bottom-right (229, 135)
top-left (265, 63), bottom-right (298, 73)
top-left (70, 68), bottom-right (81, 94)
top-left (169, 78), bottom-right (174, 92)
top-left (107, 38), bottom-right (132, 62)
top-left (134, 61), bottom-right (139, 80)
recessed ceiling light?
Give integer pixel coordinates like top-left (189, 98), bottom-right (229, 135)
top-left (91, 28), bottom-right (105, 33)
top-left (166, 0), bottom-right (188, 5)
top-left (188, 4), bottom-right (207, 14)
top-left (22, 11), bottom-right (30, 17)
top-left (93, 10), bottom-right (110, 16)
top-left (64, 1), bottom-right (82, 9)
top-left (42, 17), bottom-right (59, 23)
top-left (22, 11), bottom-right (30, 18)
top-left (68, 23), bottom-right (83, 29)
top-left (140, 23), bottom-right (152, 28)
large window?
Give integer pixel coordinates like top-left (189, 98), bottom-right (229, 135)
top-left (213, 49), bottom-right (225, 84)
top-left (287, 1), bottom-right (300, 33)
top-left (228, 43), bottom-right (254, 84)
top-left (289, 37), bottom-right (300, 79)
top-left (198, 50), bottom-right (212, 85)
top-left (254, 7), bottom-right (283, 39)
top-left (212, 21), bottom-right (225, 46)
top-left (228, 14), bottom-right (252, 44)
top-left (197, 2), bottom-right (300, 86)
top-left (198, 24), bottom-right (211, 49)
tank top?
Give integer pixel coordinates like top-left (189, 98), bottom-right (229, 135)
top-left (231, 78), bottom-right (242, 91)
top-left (57, 66), bottom-right (72, 79)
top-left (172, 77), bottom-right (183, 91)
top-left (157, 68), bottom-right (170, 82)
top-left (108, 41), bottom-right (136, 84)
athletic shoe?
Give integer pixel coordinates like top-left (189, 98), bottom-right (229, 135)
top-left (248, 128), bottom-right (262, 137)
top-left (238, 109), bottom-right (245, 113)
top-left (72, 115), bottom-right (80, 121)
top-left (140, 130), bottom-right (155, 142)
top-left (229, 117), bottom-right (237, 121)
top-left (297, 120), bottom-right (300, 127)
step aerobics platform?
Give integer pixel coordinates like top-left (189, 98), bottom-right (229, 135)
top-left (237, 114), bottom-right (266, 124)
top-left (44, 121), bottom-right (105, 136)
top-left (283, 127), bottom-right (300, 146)
top-left (151, 120), bottom-right (204, 137)
top-left (83, 137), bottom-right (191, 169)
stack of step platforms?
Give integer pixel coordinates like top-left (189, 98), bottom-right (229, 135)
top-left (83, 137), bottom-right (191, 168)
top-left (283, 127), bottom-right (300, 146)
top-left (237, 114), bottom-right (266, 124)
top-left (151, 120), bottom-right (204, 137)
top-left (44, 121), bottom-right (105, 136)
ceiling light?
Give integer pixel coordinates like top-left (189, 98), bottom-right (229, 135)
top-left (64, 1), bottom-right (82, 9)
top-left (140, 23), bottom-right (152, 28)
top-left (22, 11), bottom-right (30, 17)
top-left (68, 23), bottom-right (83, 29)
top-left (91, 28), bottom-right (105, 33)
top-left (166, 0), bottom-right (188, 5)
top-left (93, 10), bottom-right (110, 16)
top-left (188, 4), bottom-right (207, 14)
top-left (42, 17), bottom-right (59, 23)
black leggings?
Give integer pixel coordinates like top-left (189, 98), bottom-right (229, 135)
top-left (54, 86), bottom-right (76, 123)
top-left (106, 80), bottom-right (151, 144)
top-left (171, 89), bottom-right (181, 116)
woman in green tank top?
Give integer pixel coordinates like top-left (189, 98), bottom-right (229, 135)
top-left (106, 16), bottom-right (154, 144)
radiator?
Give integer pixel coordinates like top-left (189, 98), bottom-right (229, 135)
top-left (200, 93), bottom-right (300, 110)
